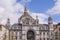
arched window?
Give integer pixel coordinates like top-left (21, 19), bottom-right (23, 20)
top-left (27, 30), bottom-right (35, 40)
top-left (25, 18), bottom-right (30, 24)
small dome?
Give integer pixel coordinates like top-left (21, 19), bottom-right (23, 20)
top-left (48, 16), bottom-right (52, 21)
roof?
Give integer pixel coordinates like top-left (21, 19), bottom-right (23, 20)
top-left (10, 23), bottom-right (22, 31)
top-left (39, 24), bottom-right (49, 30)
top-left (19, 7), bottom-right (34, 21)
top-left (57, 23), bottom-right (60, 25)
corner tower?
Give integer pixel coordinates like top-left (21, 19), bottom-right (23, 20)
top-left (48, 16), bottom-right (53, 40)
top-left (48, 16), bottom-right (53, 30)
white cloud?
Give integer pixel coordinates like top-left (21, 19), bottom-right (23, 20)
top-left (0, 0), bottom-right (24, 25)
top-left (53, 22), bottom-right (57, 24)
top-left (20, 0), bottom-right (31, 5)
top-left (20, 0), bottom-right (31, 2)
top-left (31, 13), bottom-right (48, 24)
top-left (47, 0), bottom-right (60, 14)
top-left (0, 7), bottom-right (5, 13)
top-left (0, 0), bottom-right (49, 25)
top-left (0, 0), bottom-right (32, 25)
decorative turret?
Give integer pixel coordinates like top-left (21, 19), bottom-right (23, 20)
top-left (35, 15), bottom-right (39, 25)
top-left (48, 16), bottom-right (53, 40)
top-left (6, 18), bottom-right (10, 26)
top-left (7, 18), bottom-right (10, 24)
top-left (48, 16), bottom-right (53, 30)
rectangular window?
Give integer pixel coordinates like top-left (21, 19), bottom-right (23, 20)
top-left (16, 32), bottom-right (17, 40)
top-left (43, 38), bottom-right (45, 40)
top-left (47, 38), bottom-right (49, 40)
top-left (40, 32), bottom-right (41, 35)
top-left (59, 28), bottom-right (60, 31)
top-left (40, 38), bottom-right (42, 40)
top-left (43, 32), bottom-right (45, 35)
top-left (0, 25), bottom-right (2, 31)
top-left (47, 32), bottom-right (49, 35)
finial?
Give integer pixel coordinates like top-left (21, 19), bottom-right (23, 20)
top-left (24, 7), bottom-right (28, 15)
top-left (24, 7), bottom-right (27, 12)
top-left (36, 15), bottom-right (38, 19)
top-left (36, 15), bottom-right (38, 18)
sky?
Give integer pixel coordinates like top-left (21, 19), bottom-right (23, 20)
top-left (0, 0), bottom-right (60, 25)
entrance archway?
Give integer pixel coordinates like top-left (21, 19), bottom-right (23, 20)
top-left (27, 30), bottom-right (35, 40)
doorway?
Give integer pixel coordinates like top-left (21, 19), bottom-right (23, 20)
top-left (27, 30), bottom-right (35, 40)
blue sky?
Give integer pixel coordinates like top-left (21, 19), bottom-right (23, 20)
top-left (17, 0), bottom-right (55, 13)
top-left (26, 0), bottom-right (55, 13)
top-left (0, 0), bottom-right (60, 24)
top-left (17, 0), bottom-right (60, 24)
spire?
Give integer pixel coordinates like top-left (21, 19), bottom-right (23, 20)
top-left (24, 7), bottom-right (28, 15)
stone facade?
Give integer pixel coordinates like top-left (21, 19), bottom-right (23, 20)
top-left (0, 7), bottom-right (54, 40)
top-left (53, 23), bottom-right (60, 40)
top-left (0, 25), bottom-right (7, 40)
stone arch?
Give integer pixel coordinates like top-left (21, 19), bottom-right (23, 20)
top-left (27, 30), bottom-right (35, 40)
